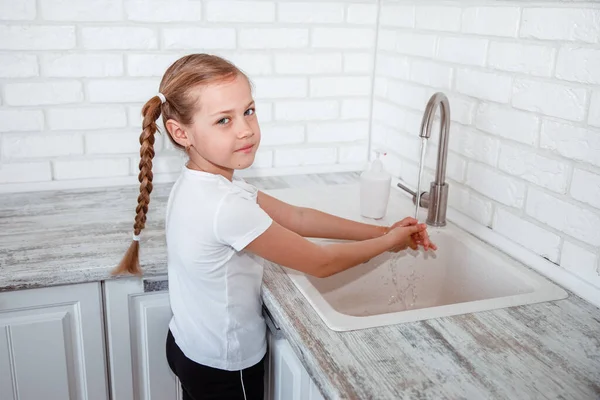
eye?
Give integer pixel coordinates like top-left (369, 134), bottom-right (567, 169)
top-left (245, 108), bottom-right (255, 116)
top-left (217, 117), bottom-right (230, 125)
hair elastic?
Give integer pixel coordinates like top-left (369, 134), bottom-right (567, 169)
top-left (132, 233), bottom-right (141, 242)
top-left (156, 92), bottom-right (166, 104)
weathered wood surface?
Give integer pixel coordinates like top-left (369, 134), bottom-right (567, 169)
top-left (1, 172), bottom-right (599, 399)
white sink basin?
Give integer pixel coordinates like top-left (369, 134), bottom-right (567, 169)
top-left (265, 184), bottom-right (568, 331)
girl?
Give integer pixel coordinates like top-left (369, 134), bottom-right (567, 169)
top-left (115, 54), bottom-right (436, 400)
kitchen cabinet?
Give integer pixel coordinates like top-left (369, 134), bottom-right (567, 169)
top-left (265, 310), bottom-right (325, 400)
top-left (104, 277), bottom-right (181, 400)
top-left (0, 282), bottom-right (108, 400)
top-left (103, 276), bottom-right (324, 400)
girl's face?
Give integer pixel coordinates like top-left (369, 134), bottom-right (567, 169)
top-left (172, 74), bottom-right (260, 178)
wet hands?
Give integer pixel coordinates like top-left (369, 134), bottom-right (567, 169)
top-left (386, 217), bottom-right (437, 253)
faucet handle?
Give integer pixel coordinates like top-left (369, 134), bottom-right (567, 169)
top-left (396, 182), bottom-right (429, 208)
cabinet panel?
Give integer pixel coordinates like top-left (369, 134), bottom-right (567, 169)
top-left (104, 278), bottom-right (181, 400)
top-left (130, 292), bottom-right (179, 400)
top-left (0, 282), bottom-right (108, 400)
top-left (106, 278), bottom-right (324, 400)
top-left (10, 312), bottom-right (73, 399)
top-left (268, 332), bottom-right (325, 400)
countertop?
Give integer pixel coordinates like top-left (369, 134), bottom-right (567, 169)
top-left (1, 172), bottom-right (599, 399)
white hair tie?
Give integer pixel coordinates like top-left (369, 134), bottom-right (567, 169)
top-left (156, 92), bottom-right (166, 104)
top-left (132, 233), bottom-right (141, 242)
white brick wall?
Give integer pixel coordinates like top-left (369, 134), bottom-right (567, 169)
top-left (493, 208), bottom-right (561, 263)
top-left (561, 241), bottom-right (600, 289)
top-left (456, 69), bottom-right (512, 103)
top-left (206, 1), bottom-right (275, 23)
top-left (487, 42), bottom-right (555, 77)
top-left (437, 37), bottom-right (488, 66)
top-left (466, 163), bottom-right (526, 208)
top-left (526, 188), bottom-right (600, 247)
top-left (41, 54), bottom-right (123, 77)
top-left (373, 1), bottom-right (600, 290)
top-left (40, 0), bottom-right (122, 21)
top-left (0, 0), bottom-right (374, 189)
top-left (513, 78), bottom-right (588, 122)
top-left (0, 54), bottom-right (39, 77)
top-left (415, 6), bottom-right (461, 32)
top-left (570, 169), bottom-right (600, 210)
top-left (475, 103), bottom-right (539, 146)
top-left (1, 0), bottom-right (599, 294)
top-left (520, 8), bottom-right (600, 44)
top-left (462, 7), bottom-right (520, 37)
top-left (0, 110), bottom-right (44, 132)
top-left (82, 27), bottom-right (157, 50)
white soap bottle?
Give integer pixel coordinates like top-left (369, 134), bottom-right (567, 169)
top-left (360, 150), bottom-right (391, 219)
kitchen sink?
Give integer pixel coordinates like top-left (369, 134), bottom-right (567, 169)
top-left (264, 184), bottom-right (568, 331)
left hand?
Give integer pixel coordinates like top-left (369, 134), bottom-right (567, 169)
top-left (387, 217), bottom-right (437, 252)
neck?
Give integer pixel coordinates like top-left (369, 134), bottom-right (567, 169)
top-left (186, 152), bottom-right (234, 182)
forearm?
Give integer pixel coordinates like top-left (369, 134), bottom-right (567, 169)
top-left (294, 207), bottom-right (388, 241)
top-left (318, 235), bottom-right (393, 277)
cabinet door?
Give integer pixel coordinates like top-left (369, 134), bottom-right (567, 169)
top-left (270, 334), bottom-right (304, 400)
top-left (104, 278), bottom-right (181, 400)
top-left (269, 334), bottom-right (325, 400)
top-left (130, 290), bottom-right (179, 400)
top-left (0, 282), bottom-right (108, 400)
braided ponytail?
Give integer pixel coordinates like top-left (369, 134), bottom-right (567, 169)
top-left (112, 95), bottom-right (163, 276)
top-left (112, 54), bottom-right (250, 276)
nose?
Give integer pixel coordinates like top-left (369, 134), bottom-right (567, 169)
top-left (236, 118), bottom-right (254, 139)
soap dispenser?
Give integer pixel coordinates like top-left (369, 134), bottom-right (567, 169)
top-left (360, 150), bottom-right (391, 219)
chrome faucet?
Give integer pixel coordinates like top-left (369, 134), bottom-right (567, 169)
top-left (397, 92), bottom-right (450, 227)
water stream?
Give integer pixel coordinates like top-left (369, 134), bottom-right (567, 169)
top-left (415, 137), bottom-right (428, 220)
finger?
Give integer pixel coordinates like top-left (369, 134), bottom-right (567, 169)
top-left (411, 233), bottom-right (424, 243)
top-left (403, 223), bottom-right (427, 235)
top-left (420, 232), bottom-right (430, 250)
top-left (399, 217), bottom-right (418, 227)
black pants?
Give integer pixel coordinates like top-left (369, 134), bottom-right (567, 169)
top-left (166, 330), bottom-right (265, 400)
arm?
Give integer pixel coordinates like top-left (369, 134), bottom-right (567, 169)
top-left (257, 191), bottom-right (387, 241)
top-left (245, 220), bottom-right (426, 278)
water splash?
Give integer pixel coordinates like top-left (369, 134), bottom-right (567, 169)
top-left (415, 137), bottom-right (428, 220)
top-left (386, 255), bottom-right (422, 309)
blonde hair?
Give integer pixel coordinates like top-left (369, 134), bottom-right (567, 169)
top-left (112, 54), bottom-right (249, 276)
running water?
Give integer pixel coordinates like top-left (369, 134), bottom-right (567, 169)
top-left (387, 255), bottom-right (421, 309)
top-left (415, 137), bottom-right (428, 220)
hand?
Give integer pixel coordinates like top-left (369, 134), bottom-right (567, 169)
top-left (387, 217), bottom-right (437, 252)
top-left (384, 223), bottom-right (428, 253)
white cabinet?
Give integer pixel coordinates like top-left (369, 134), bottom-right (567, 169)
top-left (104, 278), bottom-right (181, 400)
top-left (265, 317), bottom-right (325, 400)
top-left (105, 276), bottom-right (325, 400)
top-left (0, 282), bottom-right (108, 400)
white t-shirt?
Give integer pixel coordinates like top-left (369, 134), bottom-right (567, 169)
top-left (166, 166), bottom-right (273, 371)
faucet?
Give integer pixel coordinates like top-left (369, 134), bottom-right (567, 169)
top-left (397, 92), bottom-right (450, 227)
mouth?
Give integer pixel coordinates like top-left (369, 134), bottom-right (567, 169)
top-left (235, 144), bottom-right (255, 153)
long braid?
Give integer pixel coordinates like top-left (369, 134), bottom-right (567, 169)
top-left (113, 54), bottom-right (251, 276)
top-left (112, 96), bottom-right (162, 275)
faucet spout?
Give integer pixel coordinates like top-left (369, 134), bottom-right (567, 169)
top-left (420, 92), bottom-right (450, 187)
top-left (397, 92), bottom-right (451, 227)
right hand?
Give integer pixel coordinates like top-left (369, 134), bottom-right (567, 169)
top-left (386, 223), bottom-right (428, 253)
top-left (388, 217), bottom-right (437, 252)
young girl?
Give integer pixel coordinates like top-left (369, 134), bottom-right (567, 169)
top-left (115, 54), bottom-right (436, 400)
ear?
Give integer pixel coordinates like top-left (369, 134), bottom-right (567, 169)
top-left (165, 119), bottom-right (191, 148)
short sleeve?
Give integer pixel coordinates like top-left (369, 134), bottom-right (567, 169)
top-left (214, 192), bottom-right (273, 251)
